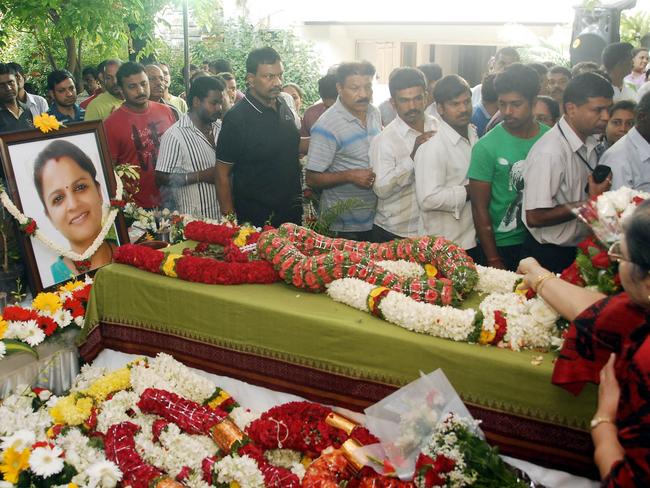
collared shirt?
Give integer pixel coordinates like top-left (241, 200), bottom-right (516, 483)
top-left (370, 114), bottom-right (438, 237)
top-left (157, 113), bottom-right (221, 219)
top-left (216, 91), bottom-right (302, 227)
top-left (0, 100), bottom-right (34, 134)
top-left (600, 127), bottom-right (650, 192)
top-left (424, 102), bottom-right (440, 120)
top-left (306, 97), bottom-right (382, 232)
top-left (523, 116), bottom-right (596, 246)
top-left (625, 71), bottom-right (646, 91)
top-left (378, 99), bottom-right (396, 126)
top-left (47, 103), bottom-right (85, 124)
top-left (415, 119), bottom-right (477, 249)
top-left (612, 82), bottom-right (638, 102)
top-left (85, 92), bottom-right (124, 121)
top-left (24, 93), bottom-right (49, 117)
top-left (471, 102), bottom-right (492, 137)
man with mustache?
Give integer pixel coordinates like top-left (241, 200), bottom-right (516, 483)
top-left (414, 75), bottom-right (477, 256)
top-left (6, 62), bottom-right (49, 117)
top-left (306, 61), bottom-right (381, 241)
top-left (46, 70), bottom-right (85, 124)
top-left (216, 47), bottom-right (303, 227)
top-left (522, 73), bottom-right (614, 273)
top-left (547, 66), bottom-right (571, 112)
top-left (145, 64), bottom-right (180, 121)
top-left (0, 63), bottom-right (34, 134)
top-left (86, 59), bottom-right (124, 121)
top-left (157, 76), bottom-right (229, 219)
top-left (104, 62), bottom-right (176, 209)
top-left (369, 67), bottom-right (437, 242)
top-left (468, 64), bottom-right (548, 271)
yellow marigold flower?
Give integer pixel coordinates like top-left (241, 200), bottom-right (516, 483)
top-left (207, 389), bottom-right (231, 409)
top-left (233, 227), bottom-right (255, 247)
top-left (514, 281), bottom-right (530, 296)
top-left (0, 447), bottom-right (31, 483)
top-left (33, 113), bottom-right (62, 133)
top-left (424, 264), bottom-right (438, 278)
top-left (49, 395), bottom-right (94, 426)
top-left (161, 254), bottom-right (182, 278)
top-left (32, 292), bottom-right (62, 314)
top-left (230, 482), bottom-right (241, 488)
top-left (68, 484), bottom-right (79, 488)
top-left (59, 280), bottom-right (84, 293)
top-left (0, 318), bottom-right (7, 340)
top-left (300, 455), bottom-right (313, 469)
top-left (478, 328), bottom-right (496, 345)
top-left (81, 367), bottom-right (131, 402)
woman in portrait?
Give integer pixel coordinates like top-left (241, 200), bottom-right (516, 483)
top-left (33, 139), bottom-right (117, 282)
top-left (517, 200), bottom-right (650, 486)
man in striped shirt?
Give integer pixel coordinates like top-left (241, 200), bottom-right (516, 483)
top-left (156, 76), bottom-right (229, 219)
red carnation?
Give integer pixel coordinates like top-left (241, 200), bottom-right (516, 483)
top-left (591, 251), bottom-right (611, 270)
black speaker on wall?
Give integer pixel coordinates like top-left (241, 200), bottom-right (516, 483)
top-left (570, 0), bottom-right (637, 66)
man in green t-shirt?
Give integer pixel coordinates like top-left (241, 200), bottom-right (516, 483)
top-left (468, 64), bottom-right (549, 271)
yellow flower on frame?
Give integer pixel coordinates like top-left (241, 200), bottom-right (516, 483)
top-left (32, 292), bottom-right (62, 314)
top-left (59, 280), bottom-right (85, 293)
top-left (33, 113), bottom-right (62, 133)
top-left (0, 446), bottom-right (31, 484)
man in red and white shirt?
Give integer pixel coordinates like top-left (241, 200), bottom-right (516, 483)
top-left (104, 62), bottom-right (175, 208)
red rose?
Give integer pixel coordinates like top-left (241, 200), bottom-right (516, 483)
top-left (560, 261), bottom-right (585, 286)
top-left (591, 251), bottom-right (611, 270)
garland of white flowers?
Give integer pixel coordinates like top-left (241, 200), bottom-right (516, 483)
top-left (0, 173), bottom-right (123, 262)
top-left (326, 264), bottom-right (562, 351)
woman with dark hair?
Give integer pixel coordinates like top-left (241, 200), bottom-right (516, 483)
top-left (517, 200), bottom-right (650, 485)
top-left (33, 139), bottom-right (116, 282)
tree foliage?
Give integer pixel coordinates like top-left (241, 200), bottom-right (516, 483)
top-left (621, 11), bottom-right (650, 46)
top-left (191, 16), bottom-right (323, 108)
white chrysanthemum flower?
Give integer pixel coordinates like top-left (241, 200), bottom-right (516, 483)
top-left (326, 278), bottom-right (373, 311)
top-left (29, 445), bottom-right (65, 477)
top-left (1, 430), bottom-right (36, 451)
top-left (70, 364), bottom-right (107, 392)
top-left (214, 455), bottom-right (265, 488)
top-left (375, 260), bottom-right (424, 279)
top-left (85, 460), bottom-right (122, 488)
top-left (21, 320), bottom-right (46, 347)
top-left (475, 265), bottom-right (521, 294)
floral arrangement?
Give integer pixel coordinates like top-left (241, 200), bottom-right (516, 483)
top-left (257, 223), bottom-right (478, 306)
top-left (0, 353), bottom-right (417, 488)
top-left (562, 187), bottom-right (650, 294)
top-left (327, 263), bottom-right (562, 351)
top-left (413, 413), bottom-right (527, 488)
top-left (123, 204), bottom-right (186, 244)
top-left (0, 279), bottom-right (92, 360)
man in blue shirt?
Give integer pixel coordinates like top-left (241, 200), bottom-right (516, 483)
top-left (47, 70), bottom-right (85, 124)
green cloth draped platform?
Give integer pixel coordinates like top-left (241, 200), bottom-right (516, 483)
top-left (78, 241), bottom-right (598, 478)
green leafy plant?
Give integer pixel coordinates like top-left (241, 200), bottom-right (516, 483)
top-left (621, 11), bottom-right (650, 45)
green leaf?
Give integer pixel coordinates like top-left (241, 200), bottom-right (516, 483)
top-left (4, 339), bottom-right (38, 359)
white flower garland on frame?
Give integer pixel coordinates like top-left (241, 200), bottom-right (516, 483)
top-left (0, 173), bottom-right (123, 262)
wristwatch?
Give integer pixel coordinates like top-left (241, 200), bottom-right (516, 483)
top-left (590, 416), bottom-right (614, 429)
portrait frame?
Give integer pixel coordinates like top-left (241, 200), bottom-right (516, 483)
top-left (0, 120), bottom-right (129, 293)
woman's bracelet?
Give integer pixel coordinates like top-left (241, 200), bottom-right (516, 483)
top-left (532, 272), bottom-right (557, 293)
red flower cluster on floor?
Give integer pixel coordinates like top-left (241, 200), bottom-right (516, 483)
top-left (246, 401), bottom-right (379, 458)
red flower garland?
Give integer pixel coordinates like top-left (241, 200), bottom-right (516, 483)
top-left (257, 224), bottom-right (478, 306)
top-left (114, 244), bottom-right (279, 285)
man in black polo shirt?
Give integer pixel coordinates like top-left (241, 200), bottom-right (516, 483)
top-left (0, 63), bottom-right (34, 134)
top-left (215, 47), bottom-right (302, 227)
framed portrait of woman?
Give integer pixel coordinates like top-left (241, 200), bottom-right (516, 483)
top-left (0, 120), bottom-right (129, 293)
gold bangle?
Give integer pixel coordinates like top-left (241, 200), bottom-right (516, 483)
top-left (533, 272), bottom-right (556, 293)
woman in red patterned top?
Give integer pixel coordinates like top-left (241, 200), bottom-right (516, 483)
top-left (517, 199), bottom-right (650, 487)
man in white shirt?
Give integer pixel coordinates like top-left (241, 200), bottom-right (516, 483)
top-left (369, 68), bottom-right (437, 242)
top-left (600, 92), bottom-right (650, 192)
top-left (7, 62), bottom-right (48, 116)
top-left (523, 73), bottom-right (614, 273)
top-left (415, 75), bottom-right (478, 256)
top-left (418, 63), bottom-right (443, 120)
top-left (602, 42), bottom-right (638, 102)
top-left (471, 47), bottom-right (520, 106)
